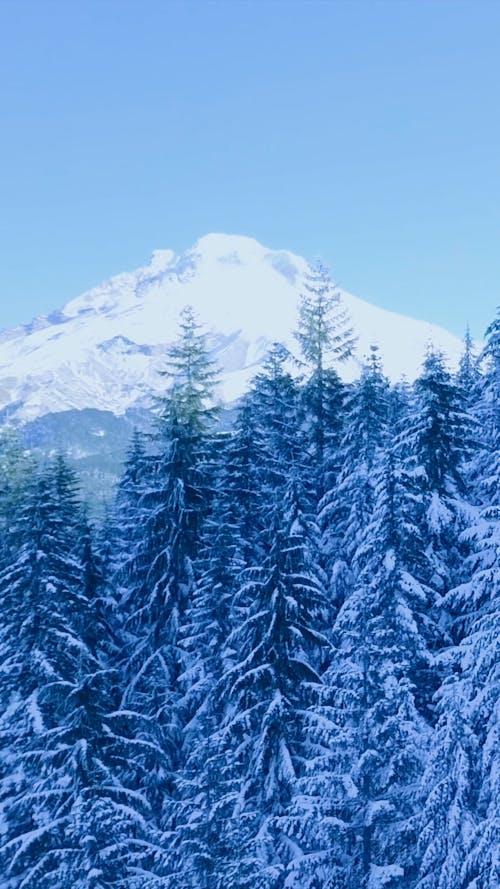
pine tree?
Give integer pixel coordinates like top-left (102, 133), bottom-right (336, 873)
top-left (457, 518), bottom-right (500, 889)
top-left (211, 477), bottom-right (330, 888)
top-left (319, 346), bottom-right (389, 599)
top-left (417, 312), bottom-right (500, 889)
top-left (222, 398), bottom-right (268, 568)
top-left (114, 306), bottom-right (220, 878)
top-left (112, 430), bottom-right (150, 571)
top-left (0, 458), bottom-right (160, 886)
top-left (323, 451), bottom-right (431, 889)
top-left (239, 343), bottom-right (303, 553)
top-left (404, 350), bottom-right (472, 593)
top-left (172, 452), bottom-right (246, 887)
top-left (394, 349), bottom-right (476, 726)
top-left (418, 510), bottom-right (499, 889)
top-left (416, 691), bottom-right (477, 889)
top-left (457, 325), bottom-right (480, 401)
top-left (472, 309), bottom-right (499, 505)
top-left (170, 345), bottom-right (309, 887)
top-left (295, 261), bottom-right (354, 501)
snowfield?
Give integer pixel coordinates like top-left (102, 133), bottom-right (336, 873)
top-left (0, 233), bottom-right (464, 421)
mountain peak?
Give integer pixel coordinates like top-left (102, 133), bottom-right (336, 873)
top-left (0, 234), bottom-right (465, 422)
top-left (192, 232), bottom-right (272, 265)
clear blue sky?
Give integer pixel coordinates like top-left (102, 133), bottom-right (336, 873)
top-left (0, 0), bottom-right (498, 338)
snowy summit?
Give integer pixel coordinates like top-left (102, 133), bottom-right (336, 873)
top-left (0, 234), bottom-right (464, 422)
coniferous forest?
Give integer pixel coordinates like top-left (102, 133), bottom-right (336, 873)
top-left (0, 268), bottom-right (498, 889)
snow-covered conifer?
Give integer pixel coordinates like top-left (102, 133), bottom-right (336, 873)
top-left (241, 343), bottom-right (303, 552)
top-left (295, 261), bottom-right (354, 500)
top-left (0, 458), bottom-right (162, 886)
top-left (401, 349), bottom-right (473, 600)
top-left (324, 451), bottom-right (431, 888)
top-left (212, 477), bottom-right (329, 888)
top-left (114, 306), bottom-right (220, 875)
top-left (320, 345), bottom-right (389, 597)
top-left (417, 312), bottom-right (500, 889)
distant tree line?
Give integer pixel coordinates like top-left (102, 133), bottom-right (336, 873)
top-left (0, 266), bottom-right (498, 889)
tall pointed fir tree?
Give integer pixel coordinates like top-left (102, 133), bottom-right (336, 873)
top-left (295, 261), bottom-right (355, 503)
top-left (456, 325), bottom-right (480, 404)
top-left (216, 396), bottom-right (268, 569)
top-left (186, 344), bottom-right (334, 887)
top-left (0, 458), bottom-right (83, 886)
top-left (390, 347), bottom-right (477, 748)
top-left (210, 475), bottom-right (331, 889)
top-left (401, 349), bottom-right (473, 607)
top-left (456, 313), bottom-right (499, 888)
top-left (113, 305), bottom-right (220, 881)
top-left (172, 440), bottom-right (247, 888)
top-left (416, 311), bottom-right (500, 889)
top-left (319, 345), bottom-right (389, 605)
top-left (240, 343), bottom-right (304, 552)
top-left (0, 457), bottom-right (158, 887)
top-left (471, 309), bottom-right (499, 504)
top-left (168, 343), bottom-right (314, 887)
top-left (323, 448), bottom-right (431, 889)
top-left (111, 429), bottom-right (150, 581)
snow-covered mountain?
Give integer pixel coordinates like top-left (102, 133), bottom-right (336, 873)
top-left (0, 234), bottom-right (464, 423)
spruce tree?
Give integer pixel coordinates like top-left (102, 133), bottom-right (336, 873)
top-left (114, 305), bottom-right (220, 876)
top-left (323, 451), bottom-right (430, 889)
top-left (0, 458), bottom-right (160, 886)
top-left (295, 261), bottom-right (354, 501)
top-left (212, 478), bottom-right (330, 889)
top-left (234, 342), bottom-right (303, 555)
top-left (417, 312), bottom-right (500, 889)
top-left (457, 325), bottom-right (480, 401)
top-left (401, 349), bottom-right (473, 599)
top-left (222, 398), bottom-right (267, 568)
top-left (319, 345), bottom-right (389, 599)
top-left (173, 450), bottom-right (246, 888)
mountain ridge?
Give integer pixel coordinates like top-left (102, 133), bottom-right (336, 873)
top-left (0, 233), bottom-right (465, 423)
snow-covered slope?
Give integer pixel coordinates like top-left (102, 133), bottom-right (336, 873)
top-left (0, 234), bottom-right (464, 422)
